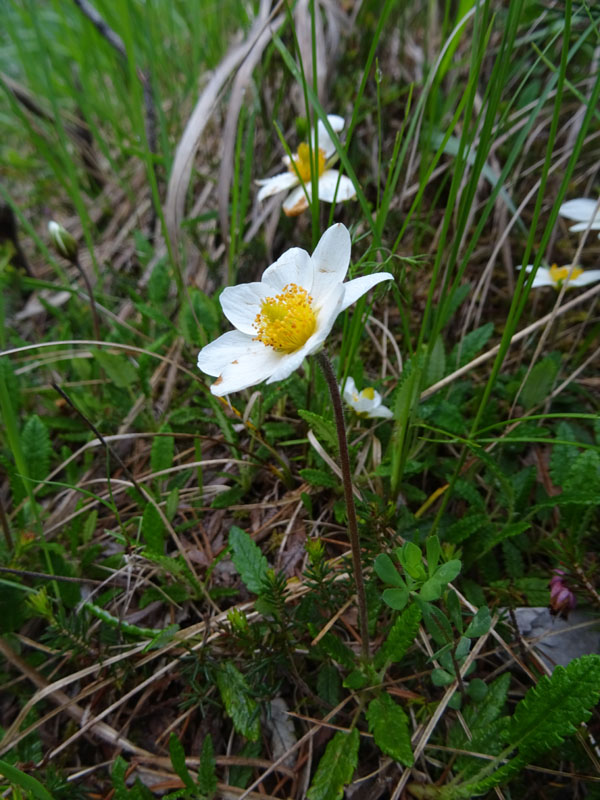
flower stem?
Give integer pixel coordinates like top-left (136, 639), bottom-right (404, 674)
top-left (315, 351), bottom-right (370, 661)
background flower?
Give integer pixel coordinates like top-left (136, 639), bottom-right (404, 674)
top-left (520, 263), bottom-right (600, 289)
top-left (256, 114), bottom-right (356, 216)
top-left (559, 198), bottom-right (600, 236)
top-left (197, 224), bottom-right (393, 395)
top-left (342, 376), bottom-right (393, 419)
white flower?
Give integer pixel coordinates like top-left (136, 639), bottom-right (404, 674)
top-left (342, 376), bottom-right (393, 419)
top-left (520, 263), bottom-right (600, 289)
top-left (559, 198), bottom-right (600, 236)
top-left (197, 224), bottom-right (393, 396)
top-left (256, 115), bottom-right (356, 217)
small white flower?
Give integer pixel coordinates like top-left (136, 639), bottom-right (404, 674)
top-left (256, 115), bottom-right (356, 217)
top-left (520, 263), bottom-right (600, 289)
top-left (559, 198), bottom-right (600, 236)
top-left (197, 224), bottom-right (393, 396)
top-left (342, 376), bottom-right (393, 419)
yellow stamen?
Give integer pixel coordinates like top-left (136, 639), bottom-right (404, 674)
top-left (361, 387), bottom-right (375, 401)
top-left (289, 142), bottom-right (326, 183)
top-left (254, 283), bottom-right (316, 353)
top-left (549, 263), bottom-right (583, 287)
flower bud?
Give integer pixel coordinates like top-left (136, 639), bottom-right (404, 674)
top-left (549, 569), bottom-right (576, 618)
top-left (48, 220), bottom-right (78, 261)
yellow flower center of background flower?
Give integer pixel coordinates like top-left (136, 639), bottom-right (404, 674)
top-left (360, 387), bottom-right (375, 401)
top-left (289, 143), bottom-right (326, 183)
top-left (549, 264), bottom-right (583, 286)
top-left (254, 283), bottom-right (316, 353)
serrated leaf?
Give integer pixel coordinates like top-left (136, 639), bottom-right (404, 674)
top-left (298, 408), bottom-right (338, 451)
top-left (317, 663), bottom-right (341, 706)
top-left (366, 693), bottom-right (414, 765)
top-left (343, 669), bottom-right (369, 690)
top-left (306, 728), bottom-right (359, 800)
top-left (382, 586), bottom-right (409, 610)
top-left (197, 734), bottom-right (217, 797)
top-left (169, 733), bottom-right (195, 791)
top-left (299, 467), bottom-right (338, 489)
top-left (151, 430), bottom-right (174, 474)
top-left (148, 259), bottom-right (170, 304)
top-left (315, 631), bottom-right (356, 670)
top-left (216, 661), bottom-right (260, 741)
top-left (142, 503), bottom-right (165, 554)
top-left (464, 606), bottom-right (491, 638)
top-left (375, 602), bottom-right (421, 668)
top-left (521, 356), bottom-right (559, 409)
top-left (21, 414), bottom-right (50, 483)
top-left (229, 526), bottom-right (269, 595)
top-left (93, 349), bottom-right (138, 388)
top-left (374, 553), bottom-right (405, 587)
top-left (450, 322), bottom-right (494, 369)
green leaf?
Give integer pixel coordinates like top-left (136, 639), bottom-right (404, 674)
top-left (211, 485), bottom-right (245, 509)
top-left (520, 356), bottom-right (559, 409)
top-left (431, 668), bottom-right (455, 687)
top-left (433, 559), bottom-right (462, 584)
top-left (375, 602), bottom-right (422, 668)
top-left (426, 536), bottom-right (442, 575)
top-left (317, 663), bottom-right (341, 706)
top-left (142, 503), bottom-right (166, 554)
top-left (398, 541), bottom-right (426, 580)
top-left (382, 586), bottom-right (410, 610)
top-left (21, 414), bottom-right (51, 483)
top-left (374, 553), bottom-right (405, 587)
top-left (93, 349), bottom-right (138, 388)
top-left (419, 600), bottom-right (453, 646)
top-left (0, 759), bottom-right (53, 800)
top-left (450, 322), bottom-right (494, 369)
top-left (229, 526), bottom-right (269, 595)
top-left (151, 429), bottom-right (174, 474)
top-left (366, 693), bottom-right (414, 765)
top-left (197, 735), bottom-right (217, 797)
top-left (216, 661), bottom-right (260, 741)
top-left (298, 409), bottom-right (338, 452)
top-left (148, 259), bottom-right (170, 304)
top-left (464, 606), bottom-right (491, 638)
top-left (424, 335), bottom-right (446, 387)
top-left (314, 631), bottom-right (356, 670)
top-left (168, 733), bottom-right (195, 791)
top-left (306, 728), bottom-right (359, 800)
top-left (299, 467), bottom-right (338, 489)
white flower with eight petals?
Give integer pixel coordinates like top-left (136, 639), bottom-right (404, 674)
top-left (520, 263), bottom-right (600, 289)
top-left (342, 376), bottom-right (393, 419)
top-left (197, 224), bottom-right (393, 396)
top-left (256, 115), bottom-right (356, 217)
top-left (559, 198), bottom-right (600, 237)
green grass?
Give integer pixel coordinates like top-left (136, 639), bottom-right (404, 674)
top-left (1, 1), bottom-right (600, 798)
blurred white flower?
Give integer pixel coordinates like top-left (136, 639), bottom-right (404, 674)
top-left (256, 115), bottom-right (356, 217)
top-left (559, 198), bottom-right (600, 236)
top-left (197, 224), bottom-right (393, 396)
top-left (342, 376), bottom-right (393, 419)
top-left (521, 263), bottom-right (600, 289)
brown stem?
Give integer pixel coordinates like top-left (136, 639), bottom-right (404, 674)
top-left (315, 351), bottom-right (370, 661)
top-left (74, 254), bottom-right (100, 341)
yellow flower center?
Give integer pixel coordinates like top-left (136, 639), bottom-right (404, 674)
top-left (289, 142), bottom-right (326, 183)
top-left (253, 283), bottom-right (317, 353)
top-left (361, 387), bottom-right (375, 401)
top-left (549, 264), bottom-right (583, 287)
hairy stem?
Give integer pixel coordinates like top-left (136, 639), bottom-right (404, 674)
top-left (315, 351), bottom-right (369, 660)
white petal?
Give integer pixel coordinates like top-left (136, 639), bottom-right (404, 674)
top-left (571, 269), bottom-right (600, 286)
top-left (265, 348), bottom-right (308, 384)
top-left (568, 221), bottom-right (600, 232)
top-left (220, 282), bottom-right (269, 334)
top-left (559, 198), bottom-right (600, 222)
top-left (197, 330), bottom-right (283, 395)
top-left (317, 171), bottom-right (357, 204)
top-left (310, 223), bottom-right (351, 301)
top-left (526, 267), bottom-right (553, 287)
top-left (282, 185), bottom-right (310, 216)
top-left (316, 115), bottom-right (345, 158)
top-left (341, 376), bottom-right (358, 404)
top-left (257, 171), bottom-right (299, 201)
top-left (368, 405), bottom-right (394, 419)
top-left (340, 272), bottom-right (394, 312)
top-left (261, 247), bottom-right (313, 293)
